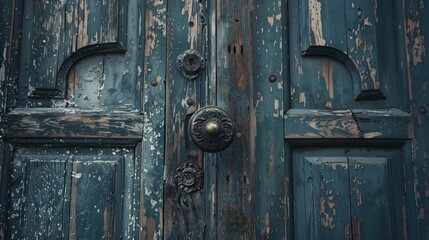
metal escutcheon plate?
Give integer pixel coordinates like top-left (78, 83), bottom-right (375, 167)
top-left (189, 106), bottom-right (235, 153)
top-left (176, 49), bottom-right (206, 79)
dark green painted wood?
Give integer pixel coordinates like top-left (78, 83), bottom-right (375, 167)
top-left (18, 0), bottom-right (127, 99)
top-left (290, 0), bottom-right (404, 109)
top-left (294, 148), bottom-right (406, 240)
top-left (349, 153), bottom-right (405, 240)
top-left (250, 1), bottom-right (287, 239)
top-left (5, 109), bottom-right (143, 141)
top-left (404, 1), bottom-right (429, 239)
top-left (1, 0), bottom-right (145, 237)
top-left (294, 153), bottom-right (351, 240)
top-left (215, 0), bottom-right (253, 238)
top-left (26, 161), bottom-right (68, 239)
top-left (4, 147), bottom-right (135, 239)
top-left (0, 0), bottom-right (12, 237)
top-left (69, 160), bottom-right (120, 239)
top-left (163, 0), bottom-right (207, 239)
top-left (284, 109), bottom-right (410, 139)
top-left (139, 1), bottom-right (166, 239)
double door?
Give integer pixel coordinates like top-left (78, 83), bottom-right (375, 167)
top-left (0, 0), bottom-right (421, 239)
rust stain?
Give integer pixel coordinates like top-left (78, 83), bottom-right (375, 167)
top-left (352, 219), bottom-right (361, 240)
top-left (141, 217), bottom-right (157, 240)
top-left (268, 144), bottom-right (275, 177)
top-left (103, 208), bottom-right (113, 239)
top-left (233, 17), bottom-right (247, 92)
top-left (261, 212), bottom-right (270, 237)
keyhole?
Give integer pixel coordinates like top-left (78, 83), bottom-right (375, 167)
top-left (189, 58), bottom-right (194, 66)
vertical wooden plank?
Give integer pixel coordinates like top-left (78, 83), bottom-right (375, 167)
top-left (69, 161), bottom-right (119, 240)
top-left (301, 0), bottom-right (348, 54)
top-left (17, 0), bottom-right (127, 99)
top-left (348, 152), bottom-right (406, 240)
top-left (294, 153), bottom-right (351, 240)
top-left (0, 0), bottom-right (11, 236)
top-left (164, 0), bottom-right (207, 239)
top-left (349, 157), bottom-right (390, 240)
top-left (204, 0), bottom-right (218, 238)
top-left (216, 0), bottom-right (254, 238)
top-left (5, 151), bottom-right (70, 240)
top-left (215, 0), bottom-right (286, 238)
top-left (404, 0), bottom-right (429, 239)
top-left (140, 1), bottom-right (166, 239)
top-left (25, 161), bottom-right (68, 239)
top-left (344, 0), bottom-right (382, 97)
top-left (250, 1), bottom-right (287, 239)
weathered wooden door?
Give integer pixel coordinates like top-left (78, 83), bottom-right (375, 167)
top-left (0, 1), bottom-right (147, 239)
top-left (1, 0), bottom-right (428, 239)
top-left (161, 0), bottom-right (426, 239)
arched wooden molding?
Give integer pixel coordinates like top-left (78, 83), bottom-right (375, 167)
top-left (20, 0), bottom-right (127, 99)
top-left (300, 0), bottom-right (389, 100)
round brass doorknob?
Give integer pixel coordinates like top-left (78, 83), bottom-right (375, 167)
top-left (189, 106), bottom-right (235, 153)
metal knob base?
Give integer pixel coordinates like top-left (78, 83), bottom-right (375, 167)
top-left (189, 106), bottom-right (235, 153)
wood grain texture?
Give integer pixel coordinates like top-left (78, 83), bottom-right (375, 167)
top-left (0, 0), bottom-right (18, 237)
top-left (140, 1), bottom-right (166, 239)
top-left (300, 0), bottom-right (399, 100)
top-left (18, 0), bottom-right (127, 99)
top-left (163, 0), bottom-right (206, 239)
top-left (404, 0), bottom-right (429, 239)
top-left (293, 148), bottom-right (405, 240)
top-left (285, 109), bottom-right (410, 139)
top-left (4, 147), bottom-right (135, 239)
top-left (291, 0), bottom-right (404, 109)
top-left (5, 109), bottom-right (143, 141)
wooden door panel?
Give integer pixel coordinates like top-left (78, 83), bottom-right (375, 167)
top-left (16, 156), bottom-right (69, 239)
top-left (348, 155), bottom-right (402, 240)
top-left (291, 0), bottom-right (405, 108)
top-left (1, 0), bottom-right (145, 237)
top-left (294, 155), bottom-right (351, 240)
top-left (5, 147), bottom-right (132, 240)
top-left (19, 0), bottom-right (126, 99)
top-left (293, 148), bottom-right (405, 240)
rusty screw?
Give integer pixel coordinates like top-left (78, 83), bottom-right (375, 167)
top-left (188, 21), bottom-right (194, 28)
top-left (186, 99), bottom-right (195, 106)
top-left (268, 74), bottom-right (277, 83)
top-left (419, 106), bottom-right (427, 115)
top-left (151, 79), bottom-right (158, 87)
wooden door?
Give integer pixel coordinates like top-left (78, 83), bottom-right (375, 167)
top-left (1, 0), bottom-right (428, 240)
top-left (0, 1), bottom-right (148, 239)
top-left (161, 0), bottom-right (425, 239)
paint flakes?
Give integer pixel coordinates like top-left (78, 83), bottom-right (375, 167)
top-left (309, 0), bottom-right (326, 45)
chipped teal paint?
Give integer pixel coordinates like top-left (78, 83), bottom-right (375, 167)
top-left (0, 0), bottom-right (428, 239)
top-left (404, 0), bottom-right (429, 239)
top-left (140, 1), bottom-right (166, 239)
top-left (0, 0), bottom-right (144, 239)
top-left (163, 0), bottom-right (207, 238)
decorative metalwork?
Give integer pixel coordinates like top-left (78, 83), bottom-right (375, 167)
top-left (189, 106), bottom-right (235, 153)
top-left (176, 49), bottom-right (206, 79)
top-left (174, 162), bottom-right (203, 193)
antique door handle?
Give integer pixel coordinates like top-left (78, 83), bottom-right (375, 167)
top-left (189, 106), bottom-right (235, 153)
